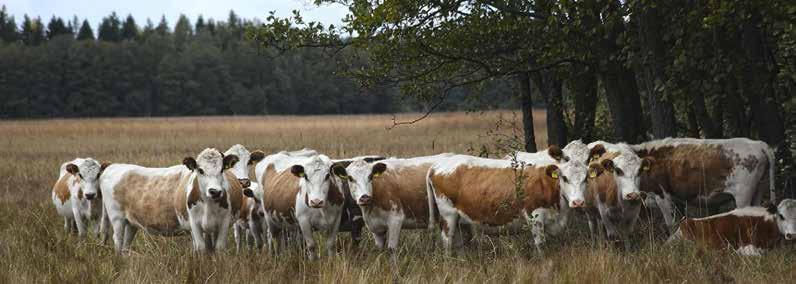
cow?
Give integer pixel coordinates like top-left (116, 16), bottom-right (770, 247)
top-left (669, 199), bottom-right (796, 256)
top-left (584, 142), bottom-right (648, 247)
top-left (100, 148), bottom-right (241, 253)
top-left (51, 158), bottom-right (110, 238)
top-left (255, 152), bottom-right (348, 259)
top-left (427, 155), bottom-right (567, 254)
top-left (631, 138), bottom-right (776, 232)
top-left (223, 144), bottom-right (267, 252)
top-left (330, 155), bottom-right (387, 249)
top-left (507, 141), bottom-right (589, 245)
top-left (340, 153), bottom-right (452, 256)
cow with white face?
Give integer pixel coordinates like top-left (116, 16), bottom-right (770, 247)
top-left (670, 199), bottom-right (796, 256)
top-left (508, 141), bottom-right (589, 245)
top-left (100, 148), bottom-right (242, 253)
top-left (223, 144), bottom-right (267, 251)
top-left (584, 141), bottom-right (648, 247)
top-left (341, 153), bottom-right (452, 255)
top-left (256, 152), bottom-right (348, 259)
top-left (330, 155), bottom-right (387, 249)
top-left (51, 158), bottom-right (110, 238)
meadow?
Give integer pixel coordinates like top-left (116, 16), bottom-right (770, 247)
top-left (0, 111), bottom-right (794, 283)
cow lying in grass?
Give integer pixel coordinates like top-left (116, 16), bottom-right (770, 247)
top-left (51, 158), bottom-right (110, 238)
top-left (669, 199), bottom-right (796, 256)
top-left (100, 148), bottom-right (241, 253)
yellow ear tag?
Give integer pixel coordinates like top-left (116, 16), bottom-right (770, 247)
top-left (299, 172), bottom-right (305, 177)
top-left (589, 171), bottom-right (597, 178)
top-left (592, 154), bottom-right (600, 160)
top-left (373, 172), bottom-right (381, 177)
top-left (551, 172), bottom-right (559, 179)
top-left (642, 165), bottom-right (650, 172)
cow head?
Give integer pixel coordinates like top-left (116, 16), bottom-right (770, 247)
top-left (774, 199), bottom-right (796, 240)
top-left (552, 161), bottom-right (587, 208)
top-left (343, 160), bottom-right (387, 206)
top-left (223, 144), bottom-right (265, 188)
top-left (184, 148), bottom-right (239, 202)
top-left (65, 158), bottom-right (105, 201)
top-left (290, 156), bottom-right (347, 208)
top-left (588, 149), bottom-right (643, 201)
top-left (563, 140), bottom-right (590, 164)
top-left (245, 182), bottom-right (266, 218)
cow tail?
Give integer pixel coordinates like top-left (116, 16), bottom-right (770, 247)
top-left (426, 167), bottom-right (438, 230)
top-left (764, 145), bottom-right (777, 204)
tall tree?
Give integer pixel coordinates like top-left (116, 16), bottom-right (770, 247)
top-left (46, 16), bottom-right (70, 39)
top-left (21, 15), bottom-right (45, 45)
top-left (195, 15), bottom-right (206, 34)
top-left (121, 14), bottom-right (138, 40)
top-left (76, 19), bottom-right (94, 40)
top-left (155, 15), bottom-right (169, 35)
top-left (97, 12), bottom-right (122, 42)
top-left (0, 5), bottom-right (19, 43)
top-left (173, 14), bottom-right (192, 49)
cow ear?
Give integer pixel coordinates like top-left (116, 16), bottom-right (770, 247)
top-left (223, 154), bottom-right (240, 170)
top-left (590, 144), bottom-right (606, 162)
top-left (243, 188), bottom-right (255, 198)
top-left (183, 157), bottom-right (198, 171)
top-left (588, 163), bottom-right (604, 179)
top-left (66, 163), bottom-right (79, 175)
top-left (100, 161), bottom-right (112, 172)
top-left (371, 163), bottom-right (387, 178)
top-left (249, 150), bottom-right (266, 165)
top-left (331, 163), bottom-right (348, 179)
top-left (291, 165), bottom-right (305, 178)
top-left (763, 201), bottom-right (777, 214)
top-left (364, 156), bottom-right (386, 163)
top-left (545, 165), bottom-right (560, 179)
top-left (548, 145), bottom-right (564, 162)
top-left (641, 157), bottom-right (653, 172)
top-left (600, 159), bottom-right (615, 173)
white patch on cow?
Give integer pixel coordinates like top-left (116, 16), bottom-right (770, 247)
top-left (691, 206), bottom-right (775, 222)
top-left (433, 155), bottom-right (516, 176)
top-left (735, 245), bottom-right (764, 256)
top-left (589, 141), bottom-right (642, 200)
top-left (777, 199), bottom-right (796, 239)
top-left (563, 140), bottom-right (590, 164)
top-left (224, 144), bottom-right (251, 180)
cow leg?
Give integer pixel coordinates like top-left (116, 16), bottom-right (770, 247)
top-left (214, 217), bottom-right (231, 252)
top-left (233, 223), bottom-right (243, 253)
top-left (250, 220), bottom-right (264, 250)
top-left (439, 214), bottom-right (459, 255)
top-left (372, 230), bottom-right (387, 250)
top-left (189, 220), bottom-right (207, 253)
top-left (72, 200), bottom-right (87, 238)
top-left (655, 193), bottom-right (677, 234)
top-left (528, 209), bottom-right (546, 255)
top-left (110, 219), bottom-right (126, 253)
top-left (99, 207), bottom-right (111, 245)
top-left (325, 215), bottom-right (343, 257)
top-left (298, 217), bottom-right (318, 260)
top-left (63, 216), bottom-right (71, 233)
top-left (123, 224), bottom-right (138, 254)
top-left (386, 217), bottom-right (403, 264)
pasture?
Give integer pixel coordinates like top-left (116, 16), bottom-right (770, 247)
top-left (0, 111), bottom-right (793, 283)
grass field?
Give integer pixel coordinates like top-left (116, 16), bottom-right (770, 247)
top-left (1, 111), bottom-right (794, 283)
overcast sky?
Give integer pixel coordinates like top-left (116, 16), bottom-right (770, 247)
top-left (3, 0), bottom-right (348, 28)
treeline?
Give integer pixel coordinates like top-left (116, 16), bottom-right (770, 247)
top-left (0, 6), bottom-right (517, 118)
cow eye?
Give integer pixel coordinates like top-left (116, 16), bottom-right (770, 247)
top-left (614, 168), bottom-right (624, 176)
top-left (197, 168), bottom-right (205, 175)
top-left (78, 173), bottom-right (83, 179)
top-left (325, 173), bottom-right (330, 180)
top-left (562, 176), bottom-right (569, 183)
top-left (778, 213), bottom-right (785, 220)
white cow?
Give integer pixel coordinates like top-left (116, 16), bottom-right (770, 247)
top-left (255, 152), bottom-right (347, 259)
top-left (100, 148), bottom-right (242, 253)
top-left (51, 158), bottom-right (109, 238)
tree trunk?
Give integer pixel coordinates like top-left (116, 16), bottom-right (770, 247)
top-left (686, 105), bottom-right (700, 138)
top-left (690, 90), bottom-right (722, 138)
top-left (570, 67), bottom-right (598, 141)
top-left (532, 71), bottom-right (568, 147)
top-left (636, 2), bottom-right (676, 139)
top-left (723, 83), bottom-right (748, 137)
top-left (517, 72), bottom-right (537, 152)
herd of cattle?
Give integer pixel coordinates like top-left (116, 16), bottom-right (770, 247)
top-left (51, 137), bottom-right (796, 258)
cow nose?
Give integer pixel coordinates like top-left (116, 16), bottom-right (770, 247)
top-left (571, 199), bottom-right (584, 208)
top-left (625, 192), bottom-right (640, 200)
top-left (238, 179), bottom-right (251, 188)
top-left (208, 188), bottom-right (222, 198)
top-left (84, 193), bottom-right (96, 200)
top-left (358, 195), bottom-right (371, 205)
top-left (786, 233), bottom-right (796, 240)
top-left (309, 199), bottom-right (325, 208)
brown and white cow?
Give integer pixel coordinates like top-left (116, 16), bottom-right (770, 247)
top-left (631, 138), bottom-right (776, 230)
top-left (255, 152), bottom-right (348, 259)
top-left (51, 158), bottom-right (110, 238)
top-left (223, 144), bottom-right (267, 252)
top-left (669, 199), bottom-right (796, 256)
top-left (100, 149), bottom-right (242, 253)
top-left (427, 155), bottom-right (562, 254)
top-left (340, 154), bottom-right (452, 254)
top-left (584, 142), bottom-right (648, 246)
top-left (330, 155), bottom-right (387, 249)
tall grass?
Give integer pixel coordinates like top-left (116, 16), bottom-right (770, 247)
top-left (0, 111), bottom-right (793, 283)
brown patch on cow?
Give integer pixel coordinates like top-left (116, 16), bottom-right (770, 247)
top-left (239, 197), bottom-right (252, 221)
top-left (587, 162), bottom-right (620, 207)
top-left (431, 165), bottom-right (560, 226)
top-left (116, 171), bottom-right (188, 235)
top-left (249, 151), bottom-right (266, 165)
top-left (186, 178), bottom-right (201, 209)
top-left (224, 171), bottom-right (242, 212)
top-left (679, 214), bottom-right (780, 250)
top-left (328, 179), bottom-right (345, 206)
top-left (261, 164), bottom-right (301, 224)
top-left (589, 144), bottom-right (607, 162)
top-left (636, 144), bottom-right (733, 201)
top-left (369, 164), bottom-right (434, 227)
top-left (548, 145), bottom-right (564, 162)
top-left (52, 175), bottom-right (71, 204)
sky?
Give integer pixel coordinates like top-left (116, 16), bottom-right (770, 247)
top-left (2, 0), bottom-right (349, 28)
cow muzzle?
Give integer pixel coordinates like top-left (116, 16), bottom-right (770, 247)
top-left (571, 199), bottom-right (585, 208)
top-left (786, 233), bottom-right (796, 241)
top-left (309, 199), bottom-right (325, 208)
top-left (358, 195), bottom-right (371, 206)
top-left (624, 192), bottom-right (640, 201)
top-left (238, 178), bottom-right (251, 188)
top-left (208, 188), bottom-right (223, 200)
top-left (84, 193), bottom-right (97, 200)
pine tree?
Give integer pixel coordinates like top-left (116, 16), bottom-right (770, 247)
top-left (0, 5), bottom-right (19, 43)
top-left (21, 15), bottom-right (45, 45)
top-left (173, 14), bottom-right (192, 49)
top-left (46, 16), bottom-right (71, 39)
top-left (76, 19), bottom-right (94, 40)
top-left (121, 14), bottom-right (138, 40)
top-left (195, 15), bottom-right (205, 34)
top-left (97, 12), bottom-right (122, 42)
top-left (155, 15), bottom-right (169, 35)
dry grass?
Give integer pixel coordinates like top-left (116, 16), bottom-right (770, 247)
top-left (1, 110), bottom-right (794, 283)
